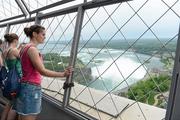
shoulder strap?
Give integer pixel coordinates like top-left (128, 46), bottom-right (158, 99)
top-left (6, 48), bottom-right (12, 60)
top-left (0, 48), bottom-right (3, 53)
top-left (19, 44), bottom-right (33, 59)
top-left (0, 48), bottom-right (5, 66)
top-left (19, 44), bottom-right (34, 83)
top-left (2, 48), bottom-right (13, 68)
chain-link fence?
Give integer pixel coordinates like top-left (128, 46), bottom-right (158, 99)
top-left (0, 0), bottom-right (179, 120)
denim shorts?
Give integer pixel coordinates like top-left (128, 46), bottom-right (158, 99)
top-left (15, 83), bottom-right (42, 115)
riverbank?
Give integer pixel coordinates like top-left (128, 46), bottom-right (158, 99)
top-left (113, 66), bottom-right (171, 97)
top-left (113, 70), bottom-right (153, 95)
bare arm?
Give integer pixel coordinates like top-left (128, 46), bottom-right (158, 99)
top-left (28, 47), bottom-right (72, 78)
top-left (0, 52), bottom-right (3, 66)
top-left (4, 48), bottom-right (20, 59)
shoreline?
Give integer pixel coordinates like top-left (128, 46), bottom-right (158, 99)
top-left (112, 69), bottom-right (159, 95)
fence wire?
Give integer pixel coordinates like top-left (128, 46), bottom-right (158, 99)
top-left (0, 0), bottom-right (179, 120)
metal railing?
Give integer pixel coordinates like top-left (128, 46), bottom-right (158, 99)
top-left (0, 0), bottom-right (179, 120)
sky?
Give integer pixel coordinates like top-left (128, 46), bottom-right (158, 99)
top-left (79, 0), bottom-right (180, 39)
top-left (39, 0), bottom-right (180, 40)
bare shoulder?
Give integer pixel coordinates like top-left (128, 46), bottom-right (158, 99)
top-left (11, 48), bottom-right (19, 57)
top-left (3, 48), bottom-right (10, 57)
top-left (11, 48), bottom-right (18, 54)
top-left (27, 46), bottom-right (39, 56)
top-left (28, 46), bottom-right (38, 52)
top-left (12, 48), bottom-right (18, 52)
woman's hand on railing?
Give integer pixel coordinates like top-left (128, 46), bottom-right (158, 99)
top-left (63, 66), bottom-right (73, 77)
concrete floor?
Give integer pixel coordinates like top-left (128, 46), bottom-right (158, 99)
top-left (0, 95), bottom-right (79, 120)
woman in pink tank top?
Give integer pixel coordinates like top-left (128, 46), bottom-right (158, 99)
top-left (15, 25), bottom-right (73, 120)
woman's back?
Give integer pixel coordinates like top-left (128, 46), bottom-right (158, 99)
top-left (4, 48), bottom-right (22, 76)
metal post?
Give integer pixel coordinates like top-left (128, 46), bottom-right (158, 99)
top-left (0, 0), bottom-right (128, 28)
top-left (20, 0), bottom-right (30, 14)
top-left (3, 24), bottom-right (11, 50)
top-left (63, 6), bottom-right (84, 107)
top-left (15, 0), bottom-right (28, 17)
top-left (165, 25), bottom-right (180, 120)
top-left (35, 13), bottom-right (42, 25)
top-left (5, 24), bottom-right (10, 34)
top-left (30, 0), bottom-right (75, 14)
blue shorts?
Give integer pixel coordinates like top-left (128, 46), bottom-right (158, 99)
top-left (15, 83), bottom-right (42, 115)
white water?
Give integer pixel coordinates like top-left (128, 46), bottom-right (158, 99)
top-left (75, 48), bottom-right (163, 92)
top-left (90, 57), bottom-right (147, 91)
top-left (91, 57), bottom-right (147, 82)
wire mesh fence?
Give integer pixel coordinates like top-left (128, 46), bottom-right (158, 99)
top-left (0, 0), bottom-right (22, 20)
top-left (39, 13), bottom-right (77, 102)
top-left (0, 0), bottom-right (179, 120)
top-left (0, 27), bottom-right (6, 40)
top-left (68, 0), bottom-right (179, 120)
top-left (9, 22), bottom-right (34, 43)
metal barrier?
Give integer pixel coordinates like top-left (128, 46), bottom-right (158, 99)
top-left (0, 0), bottom-right (179, 119)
